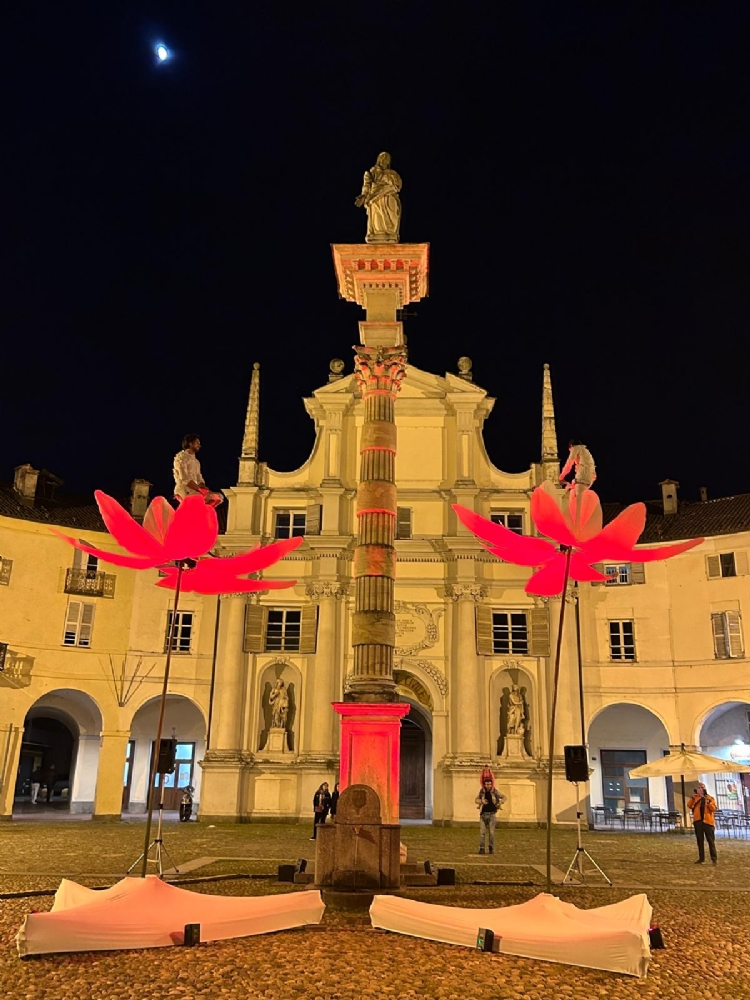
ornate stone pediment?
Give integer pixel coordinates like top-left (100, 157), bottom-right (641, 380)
top-left (394, 601), bottom-right (443, 656)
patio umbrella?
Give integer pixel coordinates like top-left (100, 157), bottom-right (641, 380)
top-left (628, 745), bottom-right (750, 829)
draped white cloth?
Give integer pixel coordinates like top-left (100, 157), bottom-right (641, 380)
top-left (17, 876), bottom-right (325, 957)
top-left (370, 892), bottom-right (652, 978)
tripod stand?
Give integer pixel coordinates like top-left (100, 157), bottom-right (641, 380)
top-left (563, 782), bottom-right (611, 886)
top-left (127, 772), bottom-right (180, 878)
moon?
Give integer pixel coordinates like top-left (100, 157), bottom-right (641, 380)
top-left (155, 44), bottom-right (169, 62)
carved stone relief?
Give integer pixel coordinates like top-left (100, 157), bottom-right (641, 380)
top-left (394, 601), bottom-right (443, 656)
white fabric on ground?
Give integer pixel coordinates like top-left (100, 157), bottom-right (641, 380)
top-left (17, 876), bottom-right (325, 957)
top-left (370, 892), bottom-right (652, 978)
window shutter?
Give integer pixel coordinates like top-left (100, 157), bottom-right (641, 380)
top-left (726, 611), bottom-right (744, 658)
top-left (306, 502), bottom-right (322, 536)
top-left (64, 601), bottom-right (82, 644)
top-left (475, 605), bottom-right (493, 655)
top-left (591, 562), bottom-right (605, 586)
top-left (0, 558), bottom-right (12, 585)
top-left (299, 604), bottom-right (319, 653)
top-left (528, 607), bottom-right (551, 656)
top-left (630, 563), bottom-right (646, 585)
top-left (244, 604), bottom-right (267, 653)
top-left (706, 555), bottom-right (722, 580)
top-left (735, 551), bottom-right (749, 576)
top-left (396, 508), bottom-right (412, 540)
top-left (712, 613), bottom-right (728, 658)
top-left (78, 603), bottom-right (95, 647)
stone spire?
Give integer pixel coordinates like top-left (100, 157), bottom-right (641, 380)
top-left (238, 363), bottom-right (261, 484)
top-left (541, 363), bottom-right (560, 482)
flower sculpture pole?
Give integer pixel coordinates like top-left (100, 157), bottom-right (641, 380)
top-left (54, 491), bottom-right (302, 876)
top-left (453, 482), bottom-right (702, 891)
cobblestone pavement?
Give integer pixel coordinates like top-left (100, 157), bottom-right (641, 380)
top-left (1, 820), bottom-right (748, 999)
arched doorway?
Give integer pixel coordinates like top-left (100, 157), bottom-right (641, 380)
top-left (399, 702), bottom-right (433, 821)
top-left (588, 703), bottom-right (671, 815)
top-left (698, 701), bottom-right (750, 816)
top-left (14, 689), bottom-right (103, 815)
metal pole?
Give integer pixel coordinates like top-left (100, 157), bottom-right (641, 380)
top-left (205, 595), bottom-right (222, 751)
top-left (574, 583), bottom-right (586, 746)
top-left (546, 546), bottom-right (573, 893)
top-left (140, 561), bottom-right (184, 878)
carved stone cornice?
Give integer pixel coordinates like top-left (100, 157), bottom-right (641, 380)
top-left (446, 583), bottom-right (487, 602)
top-left (306, 582), bottom-right (349, 600)
top-left (199, 750), bottom-right (255, 767)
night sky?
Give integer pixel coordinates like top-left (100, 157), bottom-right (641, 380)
top-left (7, 5), bottom-right (750, 506)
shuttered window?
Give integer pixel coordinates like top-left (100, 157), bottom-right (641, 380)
top-left (63, 601), bottom-right (95, 647)
top-left (707, 552), bottom-right (749, 579)
top-left (0, 558), bottom-right (12, 585)
top-left (165, 611), bottom-right (193, 653)
top-left (396, 508), bottom-right (412, 539)
top-left (244, 604), bottom-right (318, 653)
top-left (305, 503), bottom-right (322, 536)
top-left (712, 611), bottom-right (744, 659)
top-left (274, 510), bottom-right (306, 539)
top-left (490, 512), bottom-right (524, 535)
top-left (476, 605), bottom-right (549, 656)
top-left (244, 605), bottom-right (267, 653)
top-left (595, 563), bottom-right (645, 586)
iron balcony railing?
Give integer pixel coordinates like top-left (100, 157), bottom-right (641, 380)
top-left (64, 568), bottom-right (116, 598)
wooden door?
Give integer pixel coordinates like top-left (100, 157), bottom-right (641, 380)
top-left (121, 740), bottom-right (135, 810)
top-left (399, 719), bottom-right (425, 819)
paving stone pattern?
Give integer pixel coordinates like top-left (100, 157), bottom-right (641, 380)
top-left (0, 821), bottom-right (748, 999)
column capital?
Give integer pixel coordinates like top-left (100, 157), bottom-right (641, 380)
top-left (446, 583), bottom-right (487, 602)
top-left (306, 582), bottom-right (349, 600)
top-left (353, 345), bottom-right (408, 395)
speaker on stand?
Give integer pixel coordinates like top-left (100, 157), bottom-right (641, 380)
top-left (562, 745), bottom-right (611, 886)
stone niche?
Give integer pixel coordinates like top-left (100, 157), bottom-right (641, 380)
top-left (492, 664), bottom-right (534, 759)
top-left (314, 784), bottom-right (400, 892)
top-left (257, 660), bottom-right (299, 756)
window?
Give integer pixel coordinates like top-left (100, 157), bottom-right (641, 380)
top-left (396, 507), bottom-right (412, 539)
top-left (274, 511), bottom-right (307, 539)
top-left (63, 601), bottom-right (95, 647)
top-left (605, 564), bottom-right (631, 586)
top-left (712, 611), bottom-right (744, 659)
top-left (707, 552), bottom-right (749, 579)
top-left (609, 620), bottom-right (635, 660)
top-left (490, 512), bottom-right (524, 535)
top-left (600, 749), bottom-right (648, 813)
top-left (153, 742), bottom-right (195, 791)
top-left (491, 612), bottom-right (529, 654)
top-left (165, 611), bottom-right (193, 653)
top-left (0, 557), bottom-right (12, 586)
top-left (265, 609), bottom-right (302, 651)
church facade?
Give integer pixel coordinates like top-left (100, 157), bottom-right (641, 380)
top-left (2, 357), bottom-right (750, 827)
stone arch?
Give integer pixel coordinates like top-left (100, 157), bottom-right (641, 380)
top-left (127, 694), bottom-right (207, 813)
top-left (489, 663), bottom-right (535, 758)
top-left (257, 659), bottom-right (302, 755)
top-left (587, 702), bottom-right (671, 813)
top-left (398, 696), bottom-right (433, 822)
top-left (695, 701), bottom-right (750, 813)
top-left (14, 688), bottom-right (104, 815)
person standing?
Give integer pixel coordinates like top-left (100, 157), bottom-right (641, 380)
top-left (329, 782), bottom-right (340, 822)
top-left (173, 434), bottom-right (223, 506)
top-left (310, 782), bottom-right (331, 840)
top-left (30, 767), bottom-right (42, 804)
top-left (475, 777), bottom-right (506, 855)
top-left (42, 763), bottom-right (57, 803)
top-left (687, 782), bottom-right (718, 865)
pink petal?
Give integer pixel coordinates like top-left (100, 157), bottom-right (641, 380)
top-left (50, 529), bottom-right (160, 569)
top-left (142, 497), bottom-right (175, 546)
top-left (157, 565), bottom-right (297, 595)
top-left (453, 504), bottom-right (557, 566)
top-left (580, 503), bottom-right (647, 562)
top-left (164, 494), bottom-right (219, 559)
top-left (569, 555), bottom-right (609, 582)
top-left (622, 537), bottom-right (704, 563)
top-left (530, 486), bottom-right (577, 548)
top-left (564, 490), bottom-right (603, 542)
top-left (524, 556), bottom-right (568, 596)
top-left (213, 536), bottom-right (304, 575)
top-left (94, 491), bottom-right (164, 559)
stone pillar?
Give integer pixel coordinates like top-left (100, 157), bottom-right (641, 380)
top-left (0, 722), bottom-right (22, 821)
top-left (199, 593), bottom-right (250, 821)
top-left (93, 731), bottom-right (131, 820)
top-left (448, 584), bottom-right (486, 756)
top-left (307, 584), bottom-right (346, 755)
top-left (334, 703), bottom-right (410, 824)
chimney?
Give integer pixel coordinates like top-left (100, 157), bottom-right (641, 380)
top-left (13, 464), bottom-right (39, 506)
top-left (659, 479), bottom-right (680, 515)
top-left (699, 486), bottom-right (708, 503)
top-left (130, 479), bottom-right (151, 520)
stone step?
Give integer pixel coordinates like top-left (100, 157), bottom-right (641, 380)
top-left (400, 873), bottom-right (438, 887)
top-left (400, 863), bottom-right (423, 874)
top-left (294, 872), bottom-right (316, 885)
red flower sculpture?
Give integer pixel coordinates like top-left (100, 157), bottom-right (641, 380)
top-left (453, 483), bottom-right (702, 596)
top-left (53, 491), bottom-right (301, 594)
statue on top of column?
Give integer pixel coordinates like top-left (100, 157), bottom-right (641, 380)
top-left (355, 152), bottom-right (402, 244)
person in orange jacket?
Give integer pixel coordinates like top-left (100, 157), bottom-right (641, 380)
top-left (687, 782), bottom-right (718, 865)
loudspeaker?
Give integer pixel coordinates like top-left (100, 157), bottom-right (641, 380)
top-left (156, 738), bottom-right (177, 775)
top-left (649, 926), bottom-right (665, 949)
top-left (436, 867), bottom-right (455, 886)
top-left (278, 864), bottom-right (296, 883)
top-left (564, 745), bottom-right (589, 783)
top-left (183, 923), bottom-right (200, 947)
top-left (476, 927), bottom-right (495, 952)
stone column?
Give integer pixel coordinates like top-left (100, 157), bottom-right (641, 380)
top-left (0, 722), bottom-right (22, 821)
top-left (307, 584), bottom-right (346, 755)
top-left (199, 593), bottom-right (250, 822)
top-left (349, 346), bottom-right (407, 703)
top-left (93, 730), bottom-right (131, 820)
top-left (448, 584), bottom-right (486, 756)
